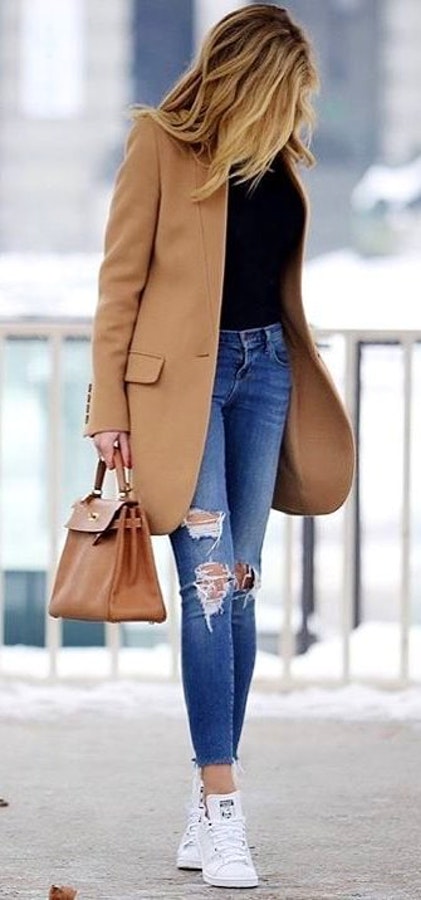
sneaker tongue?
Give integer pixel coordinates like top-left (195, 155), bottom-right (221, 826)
top-left (206, 791), bottom-right (243, 823)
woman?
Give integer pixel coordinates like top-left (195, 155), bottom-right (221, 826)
top-left (84, 4), bottom-right (354, 889)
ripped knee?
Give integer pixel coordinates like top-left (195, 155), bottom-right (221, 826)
top-left (182, 508), bottom-right (225, 553)
top-left (234, 562), bottom-right (260, 605)
top-left (194, 561), bottom-right (233, 632)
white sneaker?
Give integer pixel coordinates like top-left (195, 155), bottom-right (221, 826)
top-left (198, 791), bottom-right (258, 888)
top-left (176, 767), bottom-right (203, 870)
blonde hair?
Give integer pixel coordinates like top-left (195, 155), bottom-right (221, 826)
top-left (130, 4), bottom-right (319, 200)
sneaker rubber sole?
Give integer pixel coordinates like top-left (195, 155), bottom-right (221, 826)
top-left (176, 856), bottom-right (202, 871)
top-left (202, 869), bottom-right (259, 888)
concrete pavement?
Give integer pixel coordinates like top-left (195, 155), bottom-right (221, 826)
top-left (1, 704), bottom-right (421, 899)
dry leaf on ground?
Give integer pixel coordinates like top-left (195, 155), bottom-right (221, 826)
top-left (48, 887), bottom-right (78, 899)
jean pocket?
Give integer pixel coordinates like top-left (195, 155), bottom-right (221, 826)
top-left (267, 333), bottom-right (290, 368)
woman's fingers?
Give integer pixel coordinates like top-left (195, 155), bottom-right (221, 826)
top-left (92, 431), bottom-right (132, 470)
top-left (118, 431), bottom-right (132, 469)
top-left (92, 431), bottom-right (119, 469)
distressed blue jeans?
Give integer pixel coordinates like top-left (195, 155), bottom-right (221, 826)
top-left (169, 323), bottom-right (292, 767)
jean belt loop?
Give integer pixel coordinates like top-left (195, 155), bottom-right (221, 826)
top-left (263, 326), bottom-right (270, 350)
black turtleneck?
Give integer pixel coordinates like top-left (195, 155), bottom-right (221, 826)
top-left (220, 153), bottom-right (305, 330)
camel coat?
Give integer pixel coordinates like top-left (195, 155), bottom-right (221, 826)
top-left (83, 116), bottom-right (355, 535)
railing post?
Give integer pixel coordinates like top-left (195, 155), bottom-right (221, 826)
top-left (0, 335), bottom-right (5, 670)
top-left (106, 622), bottom-right (120, 679)
top-left (45, 331), bottom-right (63, 679)
top-left (298, 516), bottom-right (315, 654)
top-left (280, 515), bottom-right (294, 688)
top-left (167, 548), bottom-right (180, 682)
top-left (341, 333), bottom-right (360, 684)
top-left (400, 338), bottom-right (413, 686)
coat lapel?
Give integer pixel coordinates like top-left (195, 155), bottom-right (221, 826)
top-left (194, 156), bottom-right (228, 337)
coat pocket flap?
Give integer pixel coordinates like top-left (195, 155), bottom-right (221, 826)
top-left (124, 352), bottom-right (165, 384)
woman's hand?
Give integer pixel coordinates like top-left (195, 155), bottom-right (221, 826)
top-left (92, 431), bottom-right (132, 470)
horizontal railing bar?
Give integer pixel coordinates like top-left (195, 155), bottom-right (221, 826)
top-left (0, 323), bottom-right (92, 337)
top-left (314, 329), bottom-right (421, 342)
top-left (0, 324), bottom-right (421, 341)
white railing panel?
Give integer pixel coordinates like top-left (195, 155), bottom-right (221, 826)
top-left (0, 323), bottom-right (420, 687)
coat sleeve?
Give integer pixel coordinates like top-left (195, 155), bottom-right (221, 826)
top-left (83, 115), bottom-right (160, 437)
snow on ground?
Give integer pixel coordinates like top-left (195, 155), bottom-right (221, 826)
top-left (1, 622), bottom-right (421, 723)
top-left (1, 676), bottom-right (421, 724)
top-left (1, 620), bottom-right (420, 682)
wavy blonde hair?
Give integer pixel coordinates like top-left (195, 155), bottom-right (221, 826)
top-left (130, 4), bottom-right (319, 199)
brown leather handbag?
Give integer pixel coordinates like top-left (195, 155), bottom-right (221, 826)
top-left (48, 449), bottom-right (166, 623)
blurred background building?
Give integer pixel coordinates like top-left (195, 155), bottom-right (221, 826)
top-left (1, 0), bottom-right (421, 255)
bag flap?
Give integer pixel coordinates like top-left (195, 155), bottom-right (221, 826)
top-left (65, 497), bottom-right (126, 533)
top-left (124, 351), bottom-right (164, 384)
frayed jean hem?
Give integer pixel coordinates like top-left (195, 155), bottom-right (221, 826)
top-left (194, 756), bottom-right (235, 768)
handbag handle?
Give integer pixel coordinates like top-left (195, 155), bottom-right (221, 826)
top-left (92, 448), bottom-right (132, 499)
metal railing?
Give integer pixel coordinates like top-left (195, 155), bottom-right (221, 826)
top-left (0, 321), bottom-right (420, 687)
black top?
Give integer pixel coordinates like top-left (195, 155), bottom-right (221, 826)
top-left (220, 153), bottom-right (305, 330)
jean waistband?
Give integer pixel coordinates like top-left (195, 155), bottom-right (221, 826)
top-left (218, 322), bottom-right (284, 349)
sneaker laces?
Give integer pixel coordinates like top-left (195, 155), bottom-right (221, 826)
top-left (207, 816), bottom-right (249, 865)
top-left (180, 801), bottom-right (202, 850)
